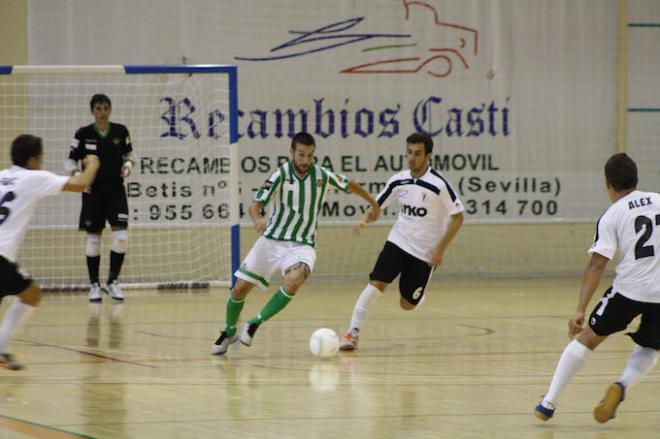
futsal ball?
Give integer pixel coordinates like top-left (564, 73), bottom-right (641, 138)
top-left (309, 328), bottom-right (339, 358)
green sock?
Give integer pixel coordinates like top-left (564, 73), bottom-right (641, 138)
top-left (224, 292), bottom-right (245, 336)
top-left (249, 287), bottom-right (293, 325)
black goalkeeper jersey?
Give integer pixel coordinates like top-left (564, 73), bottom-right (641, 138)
top-left (69, 123), bottom-right (133, 188)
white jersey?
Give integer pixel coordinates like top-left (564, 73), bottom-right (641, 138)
top-left (589, 190), bottom-right (660, 303)
top-left (0, 166), bottom-right (69, 262)
top-left (378, 167), bottom-right (464, 263)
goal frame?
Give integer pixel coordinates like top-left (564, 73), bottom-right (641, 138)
top-left (0, 64), bottom-right (240, 289)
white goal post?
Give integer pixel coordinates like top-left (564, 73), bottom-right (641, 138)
top-left (0, 65), bottom-right (239, 290)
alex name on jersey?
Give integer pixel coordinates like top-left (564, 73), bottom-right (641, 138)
top-left (590, 190), bottom-right (660, 303)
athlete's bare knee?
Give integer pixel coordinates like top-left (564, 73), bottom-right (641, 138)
top-left (283, 263), bottom-right (309, 293)
top-left (282, 275), bottom-right (304, 294)
top-left (576, 327), bottom-right (607, 350)
top-left (17, 283), bottom-right (41, 307)
top-left (399, 297), bottom-right (415, 310)
top-left (231, 280), bottom-right (254, 300)
top-left (370, 280), bottom-right (388, 293)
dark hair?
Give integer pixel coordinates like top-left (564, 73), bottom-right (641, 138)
top-left (605, 153), bottom-right (638, 191)
top-left (291, 132), bottom-right (315, 150)
top-left (11, 134), bottom-right (43, 167)
top-left (90, 94), bottom-right (112, 111)
top-left (406, 132), bottom-right (433, 154)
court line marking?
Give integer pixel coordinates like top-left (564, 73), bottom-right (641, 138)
top-left (16, 339), bottom-right (158, 369)
top-left (0, 414), bottom-right (94, 439)
top-left (53, 407), bottom-right (660, 428)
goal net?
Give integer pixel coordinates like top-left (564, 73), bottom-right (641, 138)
top-left (0, 65), bottom-right (239, 290)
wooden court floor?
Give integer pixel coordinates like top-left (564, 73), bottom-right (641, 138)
top-left (0, 277), bottom-right (658, 439)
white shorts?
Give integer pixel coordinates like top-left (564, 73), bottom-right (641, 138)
top-left (235, 236), bottom-right (317, 290)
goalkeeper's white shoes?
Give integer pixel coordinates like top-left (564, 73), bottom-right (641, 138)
top-left (88, 283), bottom-right (103, 302)
top-left (104, 281), bottom-right (125, 301)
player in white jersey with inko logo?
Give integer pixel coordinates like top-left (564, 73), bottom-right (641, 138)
top-left (211, 132), bottom-right (380, 355)
top-left (0, 134), bottom-right (99, 369)
top-left (339, 132), bottom-right (464, 351)
top-left (535, 153), bottom-right (660, 423)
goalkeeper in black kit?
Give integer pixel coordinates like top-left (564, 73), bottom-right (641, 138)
top-left (66, 94), bottom-right (134, 302)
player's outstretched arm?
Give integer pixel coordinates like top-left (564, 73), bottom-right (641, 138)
top-left (569, 252), bottom-right (609, 338)
top-left (353, 206), bottom-right (379, 237)
top-left (348, 180), bottom-right (380, 220)
top-left (348, 180), bottom-right (380, 236)
top-left (64, 158), bottom-right (79, 176)
top-left (428, 212), bottom-right (464, 266)
top-left (63, 155), bottom-right (100, 192)
top-left (248, 201), bottom-right (268, 234)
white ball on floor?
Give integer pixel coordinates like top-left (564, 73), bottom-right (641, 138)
top-left (309, 328), bottom-right (339, 358)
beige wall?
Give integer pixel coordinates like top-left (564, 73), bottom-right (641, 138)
top-left (0, 0), bottom-right (27, 64)
top-left (0, 0), bottom-right (27, 167)
top-left (242, 222), bottom-right (600, 281)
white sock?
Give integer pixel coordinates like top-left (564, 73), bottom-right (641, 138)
top-left (543, 340), bottom-right (592, 405)
top-left (347, 284), bottom-right (382, 334)
top-left (0, 299), bottom-right (36, 353)
top-left (618, 344), bottom-right (659, 389)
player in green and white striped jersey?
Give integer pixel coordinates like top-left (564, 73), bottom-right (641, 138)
top-left (212, 132), bottom-right (380, 355)
top-left (255, 150), bottom-right (350, 247)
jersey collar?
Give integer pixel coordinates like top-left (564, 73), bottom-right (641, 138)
top-left (93, 123), bottom-right (111, 139)
top-left (410, 165), bottom-right (431, 180)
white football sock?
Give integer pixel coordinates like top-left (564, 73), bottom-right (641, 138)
top-left (543, 340), bottom-right (592, 405)
top-left (0, 298), bottom-right (36, 353)
top-left (347, 284), bottom-right (382, 334)
top-left (618, 344), bottom-right (659, 389)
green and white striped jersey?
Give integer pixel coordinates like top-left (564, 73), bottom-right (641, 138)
top-left (255, 160), bottom-right (351, 246)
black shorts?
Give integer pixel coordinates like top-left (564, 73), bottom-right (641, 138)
top-left (79, 184), bottom-right (129, 233)
top-left (0, 256), bottom-right (32, 298)
top-left (369, 241), bottom-right (433, 306)
top-left (589, 287), bottom-right (660, 349)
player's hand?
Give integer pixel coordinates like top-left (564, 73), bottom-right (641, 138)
top-left (121, 161), bottom-right (133, 178)
top-left (366, 205), bottom-right (380, 223)
top-left (83, 154), bottom-right (100, 169)
top-left (352, 220), bottom-right (366, 237)
top-left (254, 217), bottom-right (268, 234)
top-left (568, 312), bottom-right (586, 338)
top-left (427, 248), bottom-right (444, 267)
